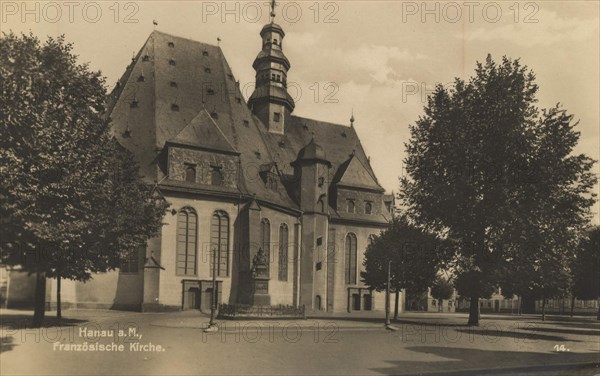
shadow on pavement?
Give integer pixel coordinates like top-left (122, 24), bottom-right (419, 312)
top-left (454, 328), bottom-right (581, 343)
top-left (0, 335), bottom-right (16, 354)
top-left (370, 346), bottom-right (599, 375)
top-left (0, 313), bottom-right (86, 329)
top-left (545, 321), bottom-right (600, 329)
top-left (521, 326), bottom-right (600, 337)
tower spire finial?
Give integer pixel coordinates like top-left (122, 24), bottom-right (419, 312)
top-left (350, 108), bottom-right (355, 126)
top-left (270, 0), bottom-right (277, 21)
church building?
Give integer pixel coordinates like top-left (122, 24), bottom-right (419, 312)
top-left (4, 16), bottom-right (396, 313)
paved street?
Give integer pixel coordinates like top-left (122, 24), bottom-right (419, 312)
top-left (1, 309), bottom-right (599, 375)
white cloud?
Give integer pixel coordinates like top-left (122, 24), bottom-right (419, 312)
top-left (337, 45), bottom-right (427, 83)
top-left (459, 10), bottom-right (599, 47)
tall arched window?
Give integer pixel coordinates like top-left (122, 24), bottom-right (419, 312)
top-left (261, 218), bottom-right (271, 273)
top-left (185, 165), bottom-right (196, 183)
top-left (211, 211), bottom-right (229, 277)
top-left (365, 202), bottom-right (372, 215)
top-left (176, 208), bottom-right (197, 276)
top-left (278, 224), bottom-right (289, 281)
top-left (345, 233), bottom-right (357, 285)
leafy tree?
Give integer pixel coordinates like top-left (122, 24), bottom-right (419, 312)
top-left (571, 226), bottom-right (600, 319)
top-left (401, 55), bottom-right (596, 325)
top-left (430, 276), bottom-right (454, 312)
top-left (361, 216), bottom-right (451, 319)
top-left (0, 32), bottom-right (168, 326)
top-left (454, 270), bottom-right (495, 319)
top-left (497, 104), bottom-right (596, 319)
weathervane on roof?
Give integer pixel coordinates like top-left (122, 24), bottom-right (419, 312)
top-left (270, 0), bottom-right (278, 22)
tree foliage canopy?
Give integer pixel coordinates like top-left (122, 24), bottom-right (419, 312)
top-left (572, 226), bottom-right (600, 301)
top-left (0, 32), bottom-right (169, 282)
top-left (430, 276), bottom-right (454, 301)
top-left (361, 216), bottom-right (451, 293)
top-left (400, 54), bottom-right (597, 322)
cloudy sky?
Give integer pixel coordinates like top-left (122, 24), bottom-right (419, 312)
top-left (3, 0), bottom-right (599, 222)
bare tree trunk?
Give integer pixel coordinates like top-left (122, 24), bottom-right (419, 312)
top-left (56, 275), bottom-right (62, 320)
top-left (570, 295), bottom-right (575, 317)
top-left (468, 294), bottom-right (480, 326)
top-left (541, 295), bottom-right (546, 322)
top-left (32, 271), bottom-right (46, 328)
top-left (393, 288), bottom-right (399, 320)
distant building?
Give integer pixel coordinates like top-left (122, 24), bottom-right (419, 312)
top-left (5, 18), bottom-right (394, 313)
top-left (405, 287), bottom-right (457, 313)
top-left (455, 288), bottom-right (599, 315)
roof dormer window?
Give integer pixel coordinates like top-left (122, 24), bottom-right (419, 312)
top-left (204, 67), bottom-right (211, 73)
top-left (170, 81), bottom-right (178, 87)
top-left (202, 50), bottom-right (209, 56)
top-left (347, 199), bottom-right (355, 214)
top-left (142, 55), bottom-right (150, 61)
top-left (171, 104), bottom-right (180, 111)
top-left (210, 166), bottom-right (223, 186)
top-left (168, 42), bottom-right (175, 48)
top-left (207, 88), bottom-right (215, 95)
top-left (169, 59), bottom-right (176, 66)
top-left (184, 164), bottom-right (196, 182)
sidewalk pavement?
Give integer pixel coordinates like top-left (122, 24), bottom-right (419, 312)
top-left (149, 310), bottom-right (391, 331)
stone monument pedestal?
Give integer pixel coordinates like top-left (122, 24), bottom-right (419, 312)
top-left (250, 249), bottom-right (271, 305)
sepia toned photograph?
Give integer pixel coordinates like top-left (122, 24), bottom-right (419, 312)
top-left (0, 1), bottom-right (599, 375)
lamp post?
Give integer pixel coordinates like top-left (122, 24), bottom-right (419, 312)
top-left (385, 259), bottom-right (391, 326)
top-left (204, 248), bottom-right (218, 332)
top-left (385, 259), bottom-right (398, 330)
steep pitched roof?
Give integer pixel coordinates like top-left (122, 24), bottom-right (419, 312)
top-left (333, 154), bottom-right (384, 191)
top-left (169, 109), bottom-right (238, 154)
top-left (108, 30), bottom-right (386, 212)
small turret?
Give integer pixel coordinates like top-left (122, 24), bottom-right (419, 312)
top-left (292, 137), bottom-right (331, 213)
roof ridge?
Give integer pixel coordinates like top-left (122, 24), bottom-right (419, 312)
top-left (292, 115), bottom-right (352, 129)
top-left (201, 107), bottom-right (239, 153)
top-left (151, 30), bottom-right (220, 49)
top-left (169, 109), bottom-right (238, 154)
top-left (350, 126), bottom-right (382, 186)
top-left (337, 154), bottom-right (383, 190)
